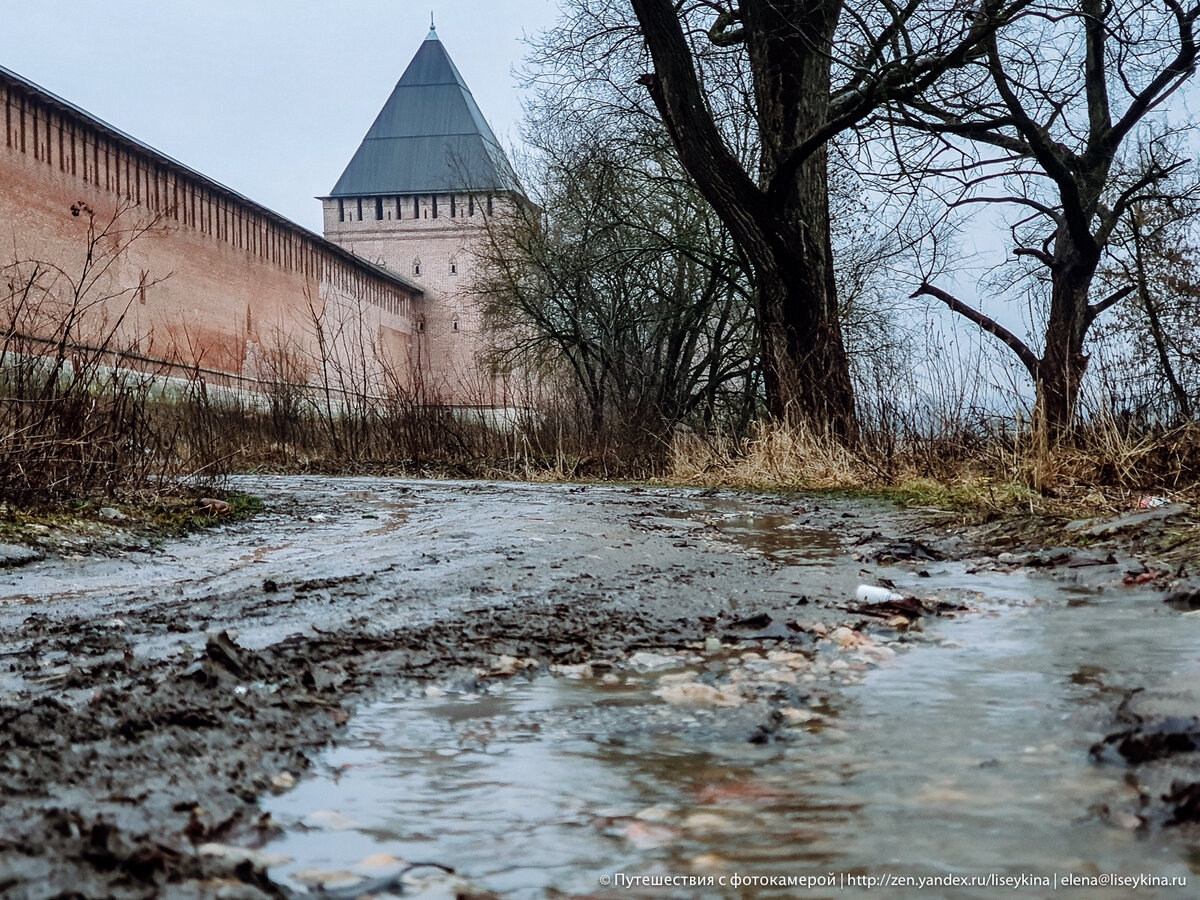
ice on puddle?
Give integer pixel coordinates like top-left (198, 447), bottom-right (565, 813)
top-left (301, 809), bottom-right (357, 830)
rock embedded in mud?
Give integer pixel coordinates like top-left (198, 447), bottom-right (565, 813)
top-left (1163, 589), bottom-right (1200, 610)
top-left (483, 654), bottom-right (538, 677)
top-left (627, 651), bottom-right (680, 671)
top-left (654, 681), bottom-right (745, 708)
top-left (1065, 503), bottom-right (1190, 537)
top-left (1091, 717), bottom-right (1200, 764)
top-left (0, 542), bottom-right (43, 567)
top-left (1164, 781), bottom-right (1200, 825)
top-left (871, 539), bottom-right (944, 563)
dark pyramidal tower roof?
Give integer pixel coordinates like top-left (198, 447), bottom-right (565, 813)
top-left (328, 27), bottom-right (520, 197)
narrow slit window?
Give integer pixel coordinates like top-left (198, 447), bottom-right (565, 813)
top-left (468, 195), bottom-right (475, 216)
top-left (356, 198), bottom-right (363, 221)
top-left (396, 196), bottom-right (402, 219)
top-left (375, 197), bottom-right (383, 220)
top-left (486, 194), bottom-right (493, 215)
top-left (413, 258), bottom-right (422, 276)
top-left (450, 195), bottom-right (456, 218)
top-left (432, 195), bottom-right (438, 219)
top-left (413, 196), bottom-right (420, 218)
top-left (338, 199), bottom-right (345, 222)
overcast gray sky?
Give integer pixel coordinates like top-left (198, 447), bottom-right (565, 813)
top-left (1, 1), bottom-right (560, 231)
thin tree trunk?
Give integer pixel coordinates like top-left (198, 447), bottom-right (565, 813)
top-left (1130, 211), bottom-right (1192, 421)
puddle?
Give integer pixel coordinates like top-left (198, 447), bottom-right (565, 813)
top-left (263, 561), bottom-right (1200, 898)
top-left (653, 506), bottom-right (848, 566)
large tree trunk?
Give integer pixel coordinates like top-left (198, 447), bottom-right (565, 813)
top-left (752, 147), bottom-right (856, 429)
top-left (631, 0), bottom-right (857, 438)
top-left (1036, 232), bottom-right (1100, 437)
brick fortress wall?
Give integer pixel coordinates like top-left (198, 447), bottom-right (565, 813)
top-left (0, 69), bottom-right (422, 394)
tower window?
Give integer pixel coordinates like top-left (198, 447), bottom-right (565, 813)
top-left (338, 199), bottom-right (345, 222)
top-left (487, 194), bottom-right (494, 215)
top-left (453, 321), bottom-right (458, 331)
top-left (356, 198), bottom-right (363, 221)
top-left (432, 195), bottom-right (438, 219)
top-left (450, 260), bottom-right (458, 275)
top-left (375, 197), bottom-right (383, 220)
top-left (396, 196), bottom-right (402, 219)
top-left (450, 195), bottom-right (457, 218)
top-left (468, 195), bottom-right (475, 216)
top-left (413, 196), bottom-right (420, 218)
top-left (414, 259), bottom-right (422, 276)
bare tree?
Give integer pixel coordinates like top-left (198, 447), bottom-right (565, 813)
top-left (898, 0), bottom-right (1200, 438)
top-left (627, 0), bottom-right (1024, 436)
top-left (476, 123), bottom-right (759, 446)
top-left (0, 200), bottom-right (172, 502)
top-left (1093, 196), bottom-right (1200, 423)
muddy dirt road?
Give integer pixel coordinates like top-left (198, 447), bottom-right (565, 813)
top-left (0, 477), bottom-right (1197, 898)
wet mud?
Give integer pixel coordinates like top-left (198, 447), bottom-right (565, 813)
top-left (0, 477), bottom-right (1197, 898)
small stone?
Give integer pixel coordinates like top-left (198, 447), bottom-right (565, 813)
top-left (293, 868), bottom-right (363, 888)
top-left (761, 668), bottom-right (798, 684)
top-left (98, 506), bottom-right (127, 521)
top-left (634, 806), bottom-right (673, 822)
top-left (25, 524), bottom-right (50, 535)
top-left (356, 852), bottom-right (407, 872)
top-left (704, 636), bottom-right (722, 653)
top-left (682, 812), bottom-right (731, 831)
top-left (198, 843), bottom-right (291, 868)
top-left (301, 809), bottom-right (357, 830)
top-left (628, 651), bottom-right (678, 671)
top-left (0, 543), bottom-right (43, 567)
top-left (779, 707), bottom-right (819, 725)
top-left (658, 670), bottom-right (698, 685)
top-left (1115, 813), bottom-right (1143, 830)
top-left (654, 682), bottom-right (745, 708)
top-left (490, 654), bottom-right (537, 676)
top-left (270, 772), bottom-right (296, 793)
top-left (550, 662), bottom-right (594, 678)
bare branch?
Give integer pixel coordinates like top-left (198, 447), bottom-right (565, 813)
top-left (912, 281), bottom-right (1041, 377)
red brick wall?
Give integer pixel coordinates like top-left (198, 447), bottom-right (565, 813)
top-left (0, 74), bottom-right (420, 393)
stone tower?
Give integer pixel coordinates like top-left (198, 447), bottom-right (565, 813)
top-left (321, 25), bottom-right (521, 404)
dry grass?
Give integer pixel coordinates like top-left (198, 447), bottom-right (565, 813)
top-left (665, 418), bottom-right (1200, 520)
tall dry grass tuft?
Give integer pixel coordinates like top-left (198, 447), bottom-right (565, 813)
top-left (670, 422), bottom-right (869, 491)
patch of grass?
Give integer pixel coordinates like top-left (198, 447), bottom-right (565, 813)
top-left (0, 491), bottom-right (263, 550)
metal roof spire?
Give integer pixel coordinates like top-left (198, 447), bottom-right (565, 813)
top-left (426, 11), bottom-right (437, 40)
top-left (327, 27), bottom-right (521, 197)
